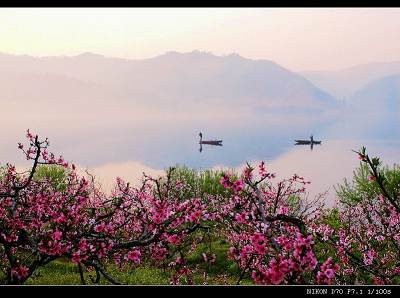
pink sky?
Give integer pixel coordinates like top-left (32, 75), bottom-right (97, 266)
top-left (1, 8), bottom-right (400, 71)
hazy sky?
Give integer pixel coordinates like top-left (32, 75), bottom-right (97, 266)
top-left (1, 8), bottom-right (400, 71)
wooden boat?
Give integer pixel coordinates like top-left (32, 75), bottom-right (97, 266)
top-left (294, 135), bottom-right (321, 145)
top-left (200, 140), bottom-right (223, 145)
top-left (294, 135), bottom-right (322, 151)
top-left (198, 132), bottom-right (223, 152)
top-left (199, 132), bottom-right (222, 145)
top-left (295, 140), bottom-right (321, 145)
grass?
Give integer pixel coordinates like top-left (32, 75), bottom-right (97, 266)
top-left (24, 259), bottom-right (252, 285)
top-left (25, 260), bottom-right (171, 285)
top-left (166, 165), bottom-right (235, 199)
top-left (24, 237), bottom-right (254, 285)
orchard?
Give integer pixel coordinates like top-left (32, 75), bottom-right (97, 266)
top-left (0, 131), bottom-right (398, 285)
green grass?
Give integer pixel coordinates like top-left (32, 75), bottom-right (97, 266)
top-left (24, 238), bottom-right (254, 285)
top-left (165, 165), bottom-right (235, 199)
top-left (25, 260), bottom-right (171, 285)
top-left (24, 259), bottom-right (252, 285)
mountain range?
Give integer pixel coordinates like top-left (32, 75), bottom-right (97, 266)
top-left (0, 50), bottom-right (399, 138)
top-left (0, 50), bottom-right (338, 114)
top-left (301, 61), bottom-right (400, 99)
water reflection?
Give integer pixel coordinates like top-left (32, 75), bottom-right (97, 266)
top-left (1, 105), bottom-right (398, 206)
top-left (77, 139), bottom-right (399, 207)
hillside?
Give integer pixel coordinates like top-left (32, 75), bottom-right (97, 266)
top-left (0, 51), bottom-right (338, 112)
top-left (301, 61), bottom-right (400, 99)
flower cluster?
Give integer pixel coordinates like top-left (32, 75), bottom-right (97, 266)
top-left (216, 163), bottom-right (334, 285)
top-left (1, 133), bottom-right (397, 285)
top-left (0, 131), bottom-right (212, 284)
top-left (316, 257), bottom-right (340, 285)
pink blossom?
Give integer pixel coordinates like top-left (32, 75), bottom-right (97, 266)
top-left (53, 230), bottom-right (62, 241)
top-left (94, 222), bottom-right (106, 233)
top-left (220, 174), bottom-right (231, 188)
top-left (126, 250), bottom-right (141, 264)
top-left (11, 266), bottom-right (29, 281)
top-left (363, 250), bottom-right (376, 266)
top-left (167, 234), bottom-right (180, 245)
top-left (233, 180), bottom-right (244, 192)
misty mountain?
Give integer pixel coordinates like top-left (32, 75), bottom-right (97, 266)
top-left (0, 51), bottom-right (338, 113)
top-left (336, 74), bottom-right (400, 138)
top-left (351, 74), bottom-right (400, 117)
top-left (301, 61), bottom-right (400, 99)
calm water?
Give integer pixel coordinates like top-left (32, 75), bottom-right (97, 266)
top-left (1, 108), bottom-right (398, 206)
top-left (80, 137), bottom-right (397, 206)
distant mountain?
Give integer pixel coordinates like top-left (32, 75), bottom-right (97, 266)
top-left (351, 74), bottom-right (400, 106)
top-left (301, 61), bottom-right (400, 99)
top-left (0, 50), bottom-right (339, 113)
top-left (350, 74), bottom-right (400, 116)
top-left (343, 74), bottom-right (400, 138)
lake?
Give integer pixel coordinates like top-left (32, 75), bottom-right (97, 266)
top-left (1, 106), bottom-right (398, 207)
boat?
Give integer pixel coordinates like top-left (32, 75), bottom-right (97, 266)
top-left (198, 132), bottom-right (222, 152)
top-left (295, 140), bottom-right (321, 145)
top-left (199, 132), bottom-right (223, 145)
top-left (294, 135), bottom-right (322, 150)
